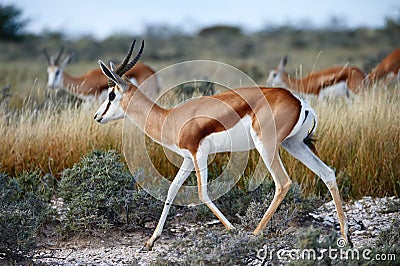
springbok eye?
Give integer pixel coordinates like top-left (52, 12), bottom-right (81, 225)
top-left (109, 91), bottom-right (116, 101)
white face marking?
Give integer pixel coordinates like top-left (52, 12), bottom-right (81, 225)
top-left (94, 87), bottom-right (125, 123)
top-left (47, 66), bottom-right (63, 88)
top-left (266, 70), bottom-right (285, 87)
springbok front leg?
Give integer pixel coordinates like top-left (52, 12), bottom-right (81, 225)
top-left (193, 149), bottom-right (235, 231)
top-left (143, 158), bottom-right (194, 250)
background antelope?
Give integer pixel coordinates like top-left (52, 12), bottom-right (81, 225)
top-left (368, 48), bottom-right (400, 84)
top-left (94, 40), bottom-right (350, 250)
top-left (44, 45), bottom-right (160, 104)
top-left (267, 56), bottom-right (367, 99)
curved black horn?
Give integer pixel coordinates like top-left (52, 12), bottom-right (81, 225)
top-left (120, 40), bottom-right (144, 76)
top-left (55, 46), bottom-right (64, 65)
top-left (115, 39), bottom-right (136, 76)
top-left (107, 40), bottom-right (144, 88)
top-left (43, 48), bottom-right (52, 64)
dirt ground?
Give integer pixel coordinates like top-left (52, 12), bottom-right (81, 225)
top-left (2, 196), bottom-right (399, 265)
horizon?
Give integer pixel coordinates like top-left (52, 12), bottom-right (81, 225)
top-left (4, 0), bottom-right (400, 40)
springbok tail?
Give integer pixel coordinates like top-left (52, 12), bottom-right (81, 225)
top-left (303, 110), bottom-right (319, 156)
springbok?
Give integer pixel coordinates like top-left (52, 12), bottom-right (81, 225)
top-left (267, 56), bottom-right (366, 99)
top-left (44, 45), bottom-right (159, 103)
top-left (94, 40), bottom-right (350, 250)
top-left (368, 48), bottom-right (400, 84)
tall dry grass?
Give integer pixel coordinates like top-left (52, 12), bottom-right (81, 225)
top-left (0, 83), bottom-right (399, 198)
top-left (312, 84), bottom-right (399, 198)
top-left (0, 100), bottom-right (123, 176)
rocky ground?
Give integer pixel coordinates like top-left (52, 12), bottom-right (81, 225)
top-left (310, 196), bottom-right (400, 248)
top-left (30, 196), bottom-right (399, 265)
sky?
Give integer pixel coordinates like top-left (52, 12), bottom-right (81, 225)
top-left (5, 0), bottom-right (400, 39)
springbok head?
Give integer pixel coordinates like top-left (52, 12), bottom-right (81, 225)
top-left (94, 39), bottom-right (144, 124)
top-left (266, 55), bottom-right (288, 87)
top-left (43, 47), bottom-right (73, 89)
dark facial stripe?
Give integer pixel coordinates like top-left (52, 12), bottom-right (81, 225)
top-left (101, 101), bottom-right (112, 117)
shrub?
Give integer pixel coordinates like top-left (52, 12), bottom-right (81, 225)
top-left (0, 172), bottom-right (49, 259)
top-left (124, 182), bottom-right (165, 228)
top-left (364, 221), bottom-right (400, 266)
top-left (13, 170), bottom-right (55, 202)
top-left (57, 149), bottom-right (164, 237)
top-left (154, 230), bottom-right (277, 265)
top-left (236, 180), bottom-right (321, 234)
top-left (290, 223), bottom-right (400, 266)
top-left (288, 226), bottom-right (339, 266)
top-left (376, 221), bottom-right (400, 247)
top-left (58, 150), bottom-right (134, 235)
top-left (194, 183), bottom-right (254, 224)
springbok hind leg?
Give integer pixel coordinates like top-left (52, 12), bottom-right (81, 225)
top-left (282, 139), bottom-right (351, 246)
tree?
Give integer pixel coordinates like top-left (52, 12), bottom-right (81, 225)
top-left (383, 10), bottom-right (400, 45)
top-left (0, 4), bottom-right (28, 40)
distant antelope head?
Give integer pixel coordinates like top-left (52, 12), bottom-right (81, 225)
top-left (266, 55), bottom-right (288, 87)
top-left (94, 39), bottom-right (144, 123)
top-left (43, 47), bottom-right (74, 89)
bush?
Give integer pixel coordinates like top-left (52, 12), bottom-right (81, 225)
top-left (236, 180), bottom-right (321, 234)
top-left (0, 172), bottom-right (49, 259)
top-left (57, 149), bottom-right (164, 237)
top-left (154, 230), bottom-right (274, 265)
top-left (194, 183), bottom-right (254, 224)
top-left (58, 150), bottom-right (135, 236)
top-left (290, 223), bottom-right (400, 266)
top-left (365, 221), bottom-right (400, 266)
top-left (288, 226), bottom-right (339, 266)
top-left (376, 221), bottom-right (400, 247)
top-left (13, 170), bottom-right (55, 202)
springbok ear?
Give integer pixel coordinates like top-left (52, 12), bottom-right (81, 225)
top-left (110, 62), bottom-right (117, 72)
top-left (61, 53), bottom-right (74, 67)
top-left (99, 60), bottom-right (117, 82)
top-left (278, 55), bottom-right (288, 70)
top-left (98, 60), bottom-right (128, 91)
